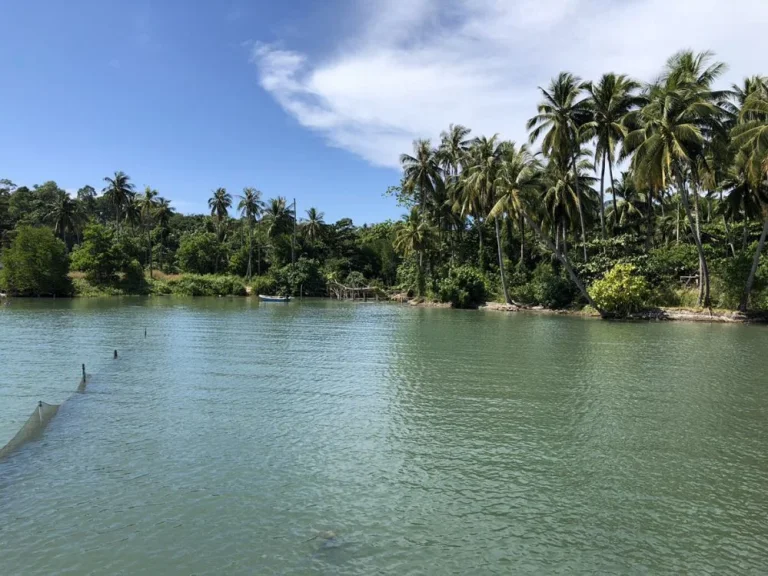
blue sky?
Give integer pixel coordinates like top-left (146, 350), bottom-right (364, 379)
top-left (2, 0), bottom-right (767, 224)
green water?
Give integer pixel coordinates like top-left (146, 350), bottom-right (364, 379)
top-left (1, 298), bottom-right (767, 574)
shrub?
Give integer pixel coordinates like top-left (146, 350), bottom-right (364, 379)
top-left (345, 271), bottom-right (366, 287)
top-left (531, 262), bottom-right (577, 309)
top-left (0, 226), bottom-right (72, 296)
top-left (70, 223), bottom-right (123, 285)
top-left (249, 275), bottom-right (277, 296)
top-left (120, 259), bottom-right (148, 293)
top-left (589, 263), bottom-right (650, 317)
top-left (642, 244), bottom-right (698, 284)
top-left (438, 266), bottom-right (487, 308)
top-left (165, 274), bottom-right (246, 296)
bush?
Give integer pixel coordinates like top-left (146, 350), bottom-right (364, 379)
top-left (589, 263), bottom-right (650, 317)
top-left (531, 262), bottom-right (577, 309)
top-left (642, 244), bottom-right (698, 285)
top-left (345, 271), bottom-right (366, 287)
top-left (249, 274), bottom-right (277, 296)
top-left (70, 223), bottom-right (124, 285)
top-left (120, 259), bottom-right (148, 293)
top-left (165, 274), bottom-right (246, 296)
top-left (438, 266), bottom-right (487, 308)
top-left (0, 226), bottom-right (72, 296)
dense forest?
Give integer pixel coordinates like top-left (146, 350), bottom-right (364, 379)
top-left (2, 50), bottom-right (768, 317)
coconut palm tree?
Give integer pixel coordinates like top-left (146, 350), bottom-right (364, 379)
top-left (154, 198), bottom-right (174, 272)
top-left (731, 89), bottom-right (768, 310)
top-left (139, 187), bottom-right (158, 278)
top-left (393, 207), bottom-right (433, 297)
top-left (102, 171), bottom-right (134, 239)
top-left (122, 193), bottom-right (141, 233)
top-left (437, 124), bottom-right (472, 178)
top-left (583, 73), bottom-right (642, 236)
top-left (263, 196), bottom-right (294, 239)
top-left (623, 50), bottom-right (727, 307)
top-left (463, 135), bottom-right (513, 303)
top-left (401, 139), bottom-right (442, 210)
top-left (209, 187), bottom-right (232, 238)
top-left (303, 207), bottom-right (325, 242)
top-left (237, 187), bottom-right (264, 281)
top-left (44, 190), bottom-right (84, 244)
top-left (527, 72), bottom-right (592, 261)
top-left (491, 145), bottom-right (603, 314)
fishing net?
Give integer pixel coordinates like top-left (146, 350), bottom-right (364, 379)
top-left (0, 375), bottom-right (88, 461)
top-left (0, 402), bottom-right (61, 460)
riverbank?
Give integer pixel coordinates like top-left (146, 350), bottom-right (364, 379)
top-left (480, 301), bottom-right (768, 323)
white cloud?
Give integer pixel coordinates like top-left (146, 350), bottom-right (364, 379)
top-left (251, 0), bottom-right (768, 169)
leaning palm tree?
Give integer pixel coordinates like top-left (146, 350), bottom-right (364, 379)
top-left (303, 207), bottom-right (325, 242)
top-left (583, 73), bottom-right (642, 236)
top-left (527, 72), bottom-right (592, 261)
top-left (237, 187), bottom-right (264, 281)
top-left (400, 139), bottom-right (442, 210)
top-left (139, 187), bottom-right (158, 278)
top-left (492, 145), bottom-right (603, 314)
top-left (393, 207), bottom-right (433, 297)
top-left (463, 135), bottom-right (513, 303)
top-left (102, 171), bottom-right (134, 240)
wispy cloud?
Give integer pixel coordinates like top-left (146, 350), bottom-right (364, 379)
top-left (251, 0), bottom-right (768, 169)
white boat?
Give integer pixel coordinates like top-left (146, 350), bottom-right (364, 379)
top-left (258, 294), bottom-right (290, 302)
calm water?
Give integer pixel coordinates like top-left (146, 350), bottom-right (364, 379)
top-left (1, 298), bottom-right (767, 574)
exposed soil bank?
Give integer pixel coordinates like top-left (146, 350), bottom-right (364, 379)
top-left (481, 301), bottom-right (768, 324)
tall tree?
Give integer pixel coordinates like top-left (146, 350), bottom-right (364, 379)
top-left (102, 171), bottom-right (134, 240)
top-left (463, 135), bottom-right (513, 303)
top-left (139, 187), bottom-right (158, 278)
top-left (583, 73), bottom-right (642, 236)
top-left (393, 207), bottom-right (432, 297)
top-left (401, 139), bottom-right (442, 210)
top-left (527, 72), bottom-right (592, 261)
top-left (624, 50), bottom-right (727, 307)
top-left (303, 207), bottom-right (325, 242)
top-left (44, 190), bottom-right (85, 245)
top-left (237, 187), bottom-right (264, 281)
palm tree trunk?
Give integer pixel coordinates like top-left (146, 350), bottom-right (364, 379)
top-left (521, 211), bottom-right (603, 315)
top-left (692, 183), bottom-right (705, 304)
top-left (495, 217), bottom-right (511, 305)
top-left (743, 212), bottom-right (749, 251)
top-left (115, 207), bottom-right (121, 241)
top-left (676, 196), bottom-right (680, 245)
top-left (519, 213), bottom-right (525, 264)
top-left (599, 150), bottom-right (606, 240)
top-left (477, 218), bottom-right (485, 270)
top-left (739, 217), bottom-right (768, 312)
top-left (571, 152), bottom-right (588, 263)
top-left (246, 219), bottom-right (253, 281)
top-left (678, 177), bottom-right (710, 307)
top-left (147, 227), bottom-right (153, 279)
top-left (608, 157), bottom-right (618, 224)
top-left (646, 186), bottom-right (653, 249)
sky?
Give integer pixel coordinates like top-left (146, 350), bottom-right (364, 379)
top-left (2, 0), bottom-right (768, 224)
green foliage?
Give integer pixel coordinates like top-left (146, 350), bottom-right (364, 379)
top-left (710, 254), bottom-right (754, 309)
top-left (345, 271), bottom-right (366, 287)
top-left (0, 226), bottom-right (71, 296)
top-left (70, 223), bottom-right (125, 284)
top-left (177, 232), bottom-right (224, 275)
top-left (165, 274), bottom-right (246, 296)
top-left (272, 258), bottom-right (325, 296)
top-left (530, 262), bottom-right (577, 309)
top-left (249, 274), bottom-right (277, 296)
top-left (589, 263), bottom-right (650, 317)
top-left (395, 258), bottom-right (421, 297)
top-left (438, 266), bottom-right (487, 308)
top-left (642, 244), bottom-right (699, 284)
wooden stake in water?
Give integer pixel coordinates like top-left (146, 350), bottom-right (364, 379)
top-left (114, 350), bottom-right (118, 359)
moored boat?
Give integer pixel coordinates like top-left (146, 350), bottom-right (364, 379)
top-left (258, 294), bottom-right (290, 302)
